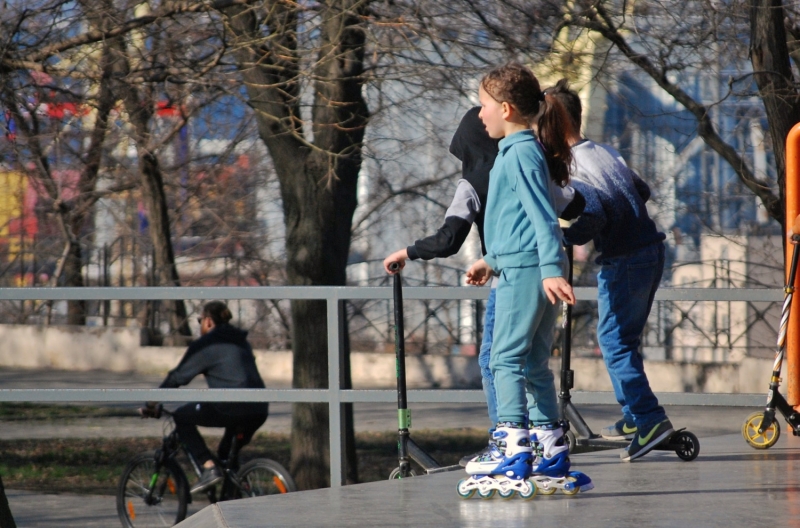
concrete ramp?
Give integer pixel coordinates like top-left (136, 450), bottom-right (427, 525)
top-left (177, 433), bottom-right (800, 527)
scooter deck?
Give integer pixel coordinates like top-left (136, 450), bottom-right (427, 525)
top-left (573, 428), bottom-right (690, 451)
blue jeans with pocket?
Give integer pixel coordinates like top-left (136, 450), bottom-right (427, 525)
top-left (596, 242), bottom-right (667, 431)
top-left (478, 288), bottom-right (498, 432)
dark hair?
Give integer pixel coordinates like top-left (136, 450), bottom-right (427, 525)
top-left (202, 301), bottom-right (232, 326)
top-left (543, 78), bottom-right (582, 136)
top-left (480, 63), bottom-right (573, 187)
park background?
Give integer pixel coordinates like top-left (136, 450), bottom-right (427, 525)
top-left (0, 0), bottom-right (796, 498)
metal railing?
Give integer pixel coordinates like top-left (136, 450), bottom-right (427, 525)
top-left (0, 285), bottom-right (782, 486)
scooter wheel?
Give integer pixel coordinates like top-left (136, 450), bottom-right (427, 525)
top-left (564, 429), bottom-right (577, 454)
top-left (388, 467), bottom-right (417, 480)
top-left (673, 431), bottom-right (700, 461)
top-left (742, 412), bottom-right (780, 449)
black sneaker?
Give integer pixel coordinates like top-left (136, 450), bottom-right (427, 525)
top-left (458, 441), bottom-right (497, 467)
top-left (601, 418), bottom-right (638, 440)
top-left (620, 419), bottom-right (674, 462)
top-left (191, 466), bottom-right (223, 493)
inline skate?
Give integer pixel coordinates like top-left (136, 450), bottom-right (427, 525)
top-left (529, 422), bottom-right (593, 496)
top-left (456, 424), bottom-right (536, 500)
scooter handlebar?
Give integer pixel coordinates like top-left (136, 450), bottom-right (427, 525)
top-left (388, 262), bottom-right (400, 272)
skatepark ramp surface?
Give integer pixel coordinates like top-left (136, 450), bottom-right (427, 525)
top-left (176, 433), bottom-right (800, 528)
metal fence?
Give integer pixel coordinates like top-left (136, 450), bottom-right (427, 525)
top-left (0, 285), bottom-right (782, 486)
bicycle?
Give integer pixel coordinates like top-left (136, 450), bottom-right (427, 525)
top-left (116, 407), bottom-right (296, 528)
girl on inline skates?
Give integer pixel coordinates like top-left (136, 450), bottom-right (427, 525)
top-left (457, 63), bottom-right (592, 499)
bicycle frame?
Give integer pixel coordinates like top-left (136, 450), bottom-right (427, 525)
top-left (146, 413), bottom-right (250, 505)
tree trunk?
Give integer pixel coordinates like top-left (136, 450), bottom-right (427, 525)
top-left (106, 28), bottom-right (191, 336)
top-left (138, 152), bottom-right (191, 336)
top-left (63, 239), bottom-right (86, 325)
top-left (0, 474), bottom-right (17, 528)
top-left (750, 0), bottom-right (800, 231)
top-left (223, 0), bottom-right (368, 489)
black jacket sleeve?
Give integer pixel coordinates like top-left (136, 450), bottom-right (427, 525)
top-left (407, 179), bottom-right (481, 260)
top-left (160, 350), bottom-right (209, 388)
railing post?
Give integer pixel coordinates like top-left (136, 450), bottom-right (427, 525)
top-left (327, 294), bottom-right (346, 487)
top-left (786, 123), bottom-right (800, 406)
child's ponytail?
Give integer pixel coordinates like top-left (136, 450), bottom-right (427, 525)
top-left (480, 62), bottom-right (573, 187)
top-left (536, 95), bottom-right (573, 188)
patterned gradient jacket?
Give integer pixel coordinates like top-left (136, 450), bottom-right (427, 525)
top-left (563, 139), bottom-right (665, 262)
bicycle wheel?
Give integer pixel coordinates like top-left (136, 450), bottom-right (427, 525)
top-left (117, 453), bottom-right (189, 528)
top-left (236, 458), bottom-right (297, 498)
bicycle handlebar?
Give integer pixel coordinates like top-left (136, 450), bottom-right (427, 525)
top-left (139, 402), bottom-right (166, 419)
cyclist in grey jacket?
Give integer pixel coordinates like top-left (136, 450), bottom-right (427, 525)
top-left (144, 301), bottom-right (268, 492)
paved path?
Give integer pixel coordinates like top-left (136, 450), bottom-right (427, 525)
top-left (7, 490), bottom-right (205, 528)
top-left (0, 367), bottom-right (753, 439)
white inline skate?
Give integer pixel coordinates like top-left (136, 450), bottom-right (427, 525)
top-left (529, 422), bottom-right (594, 496)
top-left (456, 425), bottom-right (537, 500)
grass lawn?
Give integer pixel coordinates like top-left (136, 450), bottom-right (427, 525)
top-left (0, 428), bottom-right (487, 494)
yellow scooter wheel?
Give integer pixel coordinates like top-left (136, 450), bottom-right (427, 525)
top-left (742, 412), bottom-right (780, 449)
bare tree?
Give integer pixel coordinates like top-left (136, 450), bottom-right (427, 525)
top-left (0, 7), bottom-right (121, 324)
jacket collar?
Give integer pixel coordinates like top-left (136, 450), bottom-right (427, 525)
top-left (498, 129), bottom-right (535, 154)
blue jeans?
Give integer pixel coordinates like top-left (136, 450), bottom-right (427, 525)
top-left (597, 243), bottom-right (667, 430)
top-left (478, 288), bottom-right (498, 432)
top-left (490, 266), bottom-right (559, 426)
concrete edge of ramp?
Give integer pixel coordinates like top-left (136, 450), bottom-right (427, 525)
top-left (176, 503), bottom-right (226, 528)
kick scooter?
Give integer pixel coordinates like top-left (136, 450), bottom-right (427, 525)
top-left (558, 246), bottom-right (700, 461)
top-left (387, 262), bottom-right (461, 478)
top-left (742, 215), bottom-right (800, 449)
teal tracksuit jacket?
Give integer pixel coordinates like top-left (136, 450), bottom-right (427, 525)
top-left (483, 130), bottom-right (567, 277)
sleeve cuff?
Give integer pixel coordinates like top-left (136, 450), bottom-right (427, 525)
top-left (539, 263), bottom-right (563, 280)
top-left (483, 255), bottom-right (498, 271)
top-left (406, 245), bottom-right (420, 260)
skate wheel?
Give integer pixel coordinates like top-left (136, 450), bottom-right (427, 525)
top-left (456, 479), bottom-right (475, 499)
top-left (742, 412), bottom-right (780, 450)
top-left (518, 481), bottom-right (536, 500)
top-left (561, 478), bottom-right (579, 496)
top-left (498, 488), bottom-right (515, 500)
top-left (674, 431), bottom-right (700, 461)
top-left (535, 481), bottom-right (556, 495)
top-left (478, 488), bottom-right (495, 499)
